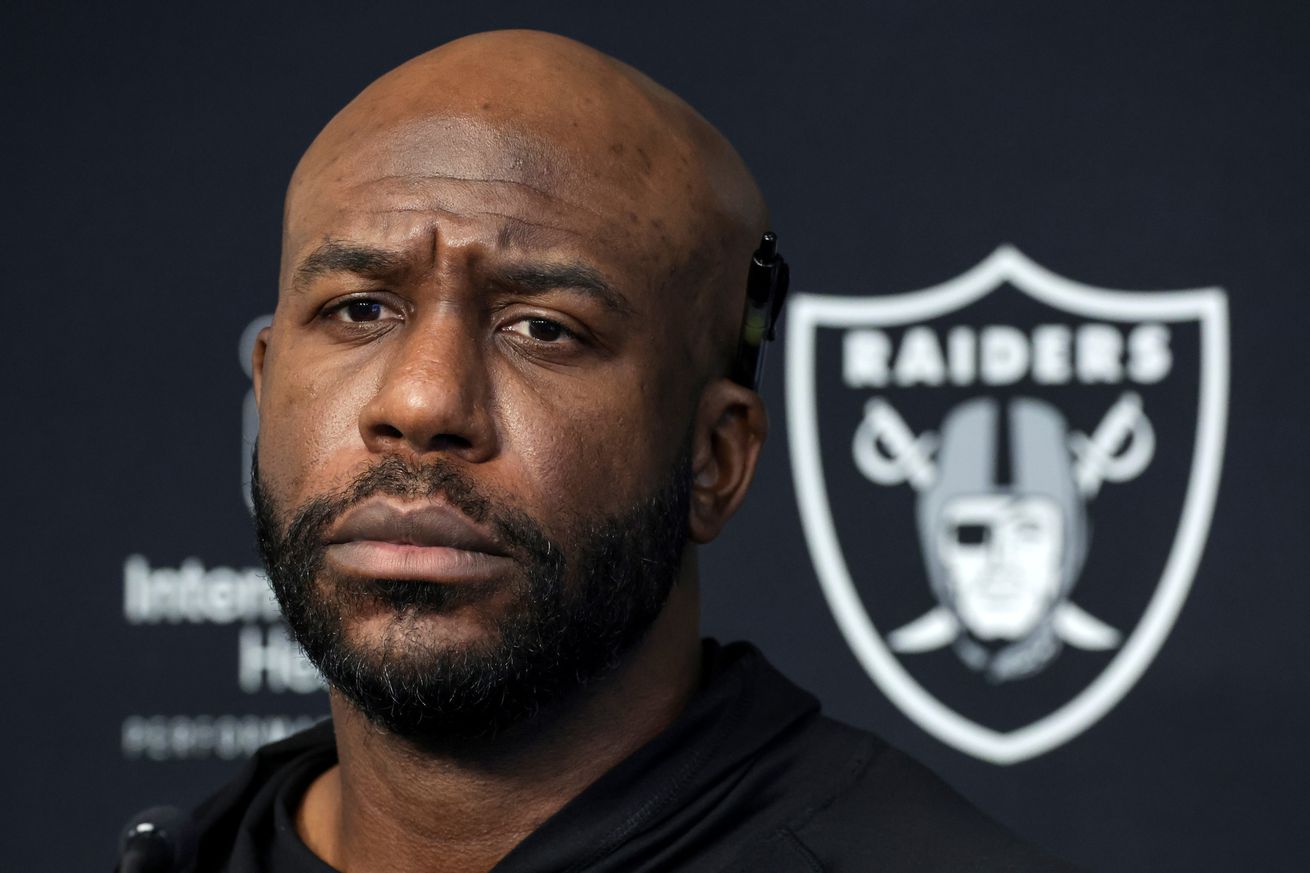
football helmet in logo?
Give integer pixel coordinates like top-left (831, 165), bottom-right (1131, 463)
top-left (854, 394), bottom-right (1152, 680)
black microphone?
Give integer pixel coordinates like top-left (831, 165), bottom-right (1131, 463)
top-left (117, 805), bottom-right (198, 873)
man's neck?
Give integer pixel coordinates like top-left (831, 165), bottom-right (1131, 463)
top-left (294, 582), bottom-right (703, 873)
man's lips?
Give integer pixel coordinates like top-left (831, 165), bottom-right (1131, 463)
top-left (324, 499), bottom-right (513, 583)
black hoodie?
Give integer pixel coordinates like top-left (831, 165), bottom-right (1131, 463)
top-left (185, 641), bottom-right (1076, 872)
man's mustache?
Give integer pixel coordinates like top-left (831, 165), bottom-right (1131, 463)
top-left (256, 452), bottom-right (558, 570)
top-left (325, 455), bottom-right (499, 531)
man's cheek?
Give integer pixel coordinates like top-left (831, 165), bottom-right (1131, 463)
top-left (259, 368), bottom-right (369, 507)
top-left (533, 410), bottom-right (662, 506)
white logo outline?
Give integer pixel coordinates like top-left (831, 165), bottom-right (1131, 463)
top-left (785, 245), bottom-right (1228, 764)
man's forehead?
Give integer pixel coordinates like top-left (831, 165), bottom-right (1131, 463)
top-left (292, 117), bottom-right (615, 218)
top-left (284, 113), bottom-right (687, 267)
top-left (303, 115), bottom-right (579, 191)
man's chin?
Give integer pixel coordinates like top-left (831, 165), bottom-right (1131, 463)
top-left (338, 607), bottom-right (513, 656)
top-left (311, 624), bottom-right (540, 742)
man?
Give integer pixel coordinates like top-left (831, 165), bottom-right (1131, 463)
top-left (184, 29), bottom-right (1074, 872)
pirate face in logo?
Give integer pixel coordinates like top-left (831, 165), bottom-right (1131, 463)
top-left (936, 493), bottom-right (1065, 640)
top-left (918, 398), bottom-right (1090, 680)
top-left (857, 393), bottom-right (1153, 681)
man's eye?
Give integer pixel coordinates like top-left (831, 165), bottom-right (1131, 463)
top-left (346, 301), bottom-right (382, 322)
top-left (504, 317), bottom-right (571, 343)
top-left (326, 298), bottom-right (395, 324)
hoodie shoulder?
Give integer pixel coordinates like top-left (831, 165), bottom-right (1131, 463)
top-left (779, 718), bottom-right (1080, 872)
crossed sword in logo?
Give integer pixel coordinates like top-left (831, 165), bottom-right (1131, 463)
top-left (853, 392), bottom-right (1155, 654)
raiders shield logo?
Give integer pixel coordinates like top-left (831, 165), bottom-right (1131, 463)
top-left (785, 247), bottom-right (1228, 763)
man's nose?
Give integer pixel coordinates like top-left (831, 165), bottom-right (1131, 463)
top-left (358, 312), bottom-right (497, 462)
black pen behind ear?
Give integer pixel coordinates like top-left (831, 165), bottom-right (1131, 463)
top-left (731, 231), bottom-right (791, 391)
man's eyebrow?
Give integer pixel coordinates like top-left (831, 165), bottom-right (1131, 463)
top-left (491, 263), bottom-right (635, 317)
top-left (292, 241), bottom-right (405, 291)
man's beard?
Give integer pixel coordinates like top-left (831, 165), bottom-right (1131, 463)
top-left (251, 447), bottom-right (691, 744)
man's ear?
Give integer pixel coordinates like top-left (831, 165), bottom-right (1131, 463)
top-left (252, 325), bottom-right (272, 406)
top-left (688, 378), bottom-right (769, 544)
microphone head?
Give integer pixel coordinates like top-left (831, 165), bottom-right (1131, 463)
top-left (119, 805), bottom-right (198, 873)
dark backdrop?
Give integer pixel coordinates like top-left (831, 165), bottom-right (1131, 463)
top-left (4, 2), bottom-right (1307, 870)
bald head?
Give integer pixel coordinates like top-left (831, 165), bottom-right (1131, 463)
top-left (253, 33), bottom-right (775, 754)
top-left (285, 30), bottom-right (767, 376)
